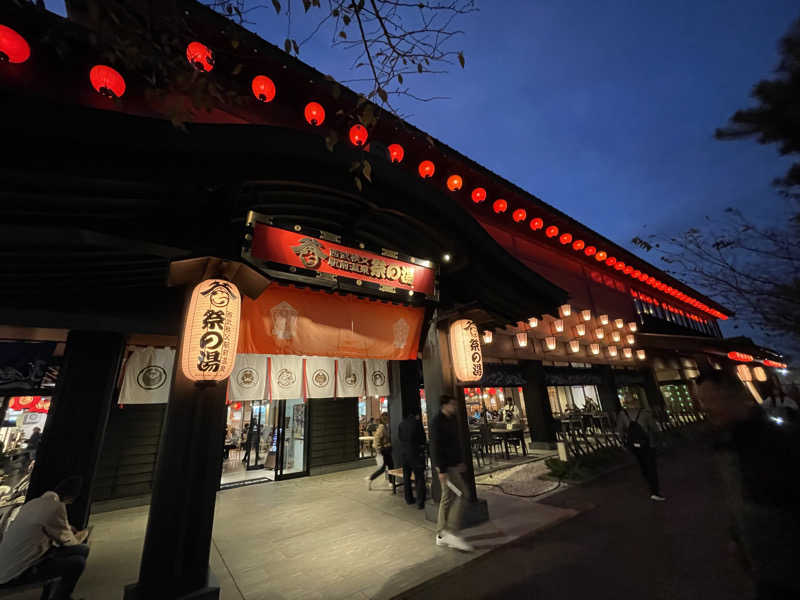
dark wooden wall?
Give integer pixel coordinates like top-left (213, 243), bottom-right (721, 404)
top-left (308, 398), bottom-right (357, 468)
top-left (92, 403), bottom-right (166, 502)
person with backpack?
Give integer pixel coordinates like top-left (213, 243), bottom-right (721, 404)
top-left (616, 394), bottom-right (665, 501)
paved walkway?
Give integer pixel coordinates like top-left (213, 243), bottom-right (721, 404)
top-left (4, 463), bottom-right (576, 600)
top-left (399, 433), bottom-right (757, 600)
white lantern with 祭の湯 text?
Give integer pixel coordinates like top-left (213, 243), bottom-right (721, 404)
top-left (181, 279), bottom-right (241, 381)
top-left (449, 319), bottom-right (483, 383)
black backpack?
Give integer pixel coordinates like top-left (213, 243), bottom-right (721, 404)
top-left (623, 409), bottom-right (649, 449)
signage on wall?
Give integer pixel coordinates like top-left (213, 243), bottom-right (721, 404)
top-left (242, 212), bottom-right (438, 300)
top-left (181, 279), bottom-right (241, 382)
top-left (449, 319), bottom-right (483, 383)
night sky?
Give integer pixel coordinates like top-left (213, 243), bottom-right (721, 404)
top-left (49, 1), bottom-right (799, 347)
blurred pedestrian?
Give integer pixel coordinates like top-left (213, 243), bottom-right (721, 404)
top-left (431, 394), bottom-right (473, 551)
top-left (616, 393), bottom-right (665, 501)
top-left (365, 413), bottom-right (393, 490)
top-left (398, 410), bottom-right (426, 509)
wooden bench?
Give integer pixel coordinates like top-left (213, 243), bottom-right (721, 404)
top-left (386, 468), bottom-right (414, 494)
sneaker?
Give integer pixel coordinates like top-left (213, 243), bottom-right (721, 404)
top-left (436, 530), bottom-right (475, 552)
top-left (364, 476), bottom-right (372, 491)
top-left (650, 494), bottom-right (666, 502)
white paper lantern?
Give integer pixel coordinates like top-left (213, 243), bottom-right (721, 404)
top-left (614, 318), bottom-right (624, 329)
top-left (482, 330), bottom-right (493, 344)
top-left (628, 322), bottom-right (638, 332)
top-left (528, 317), bottom-right (538, 328)
top-left (590, 343), bottom-right (600, 355)
top-left (180, 279), bottom-right (241, 382)
top-left (545, 336), bottom-right (557, 351)
top-left (608, 345), bottom-right (618, 357)
top-left (611, 331), bottom-right (621, 342)
top-left (449, 319), bottom-right (483, 382)
top-left (581, 309), bottom-right (592, 322)
top-left (515, 332), bottom-right (528, 347)
top-left (599, 314), bottom-right (609, 326)
top-left (623, 347), bottom-right (633, 359)
top-left (559, 304), bottom-right (572, 318)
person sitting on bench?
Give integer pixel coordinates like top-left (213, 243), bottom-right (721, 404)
top-left (0, 476), bottom-right (90, 600)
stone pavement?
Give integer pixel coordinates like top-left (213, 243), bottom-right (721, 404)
top-left (3, 463), bottom-right (577, 600)
top-left (398, 434), bottom-right (758, 600)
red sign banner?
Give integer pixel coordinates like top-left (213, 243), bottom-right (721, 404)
top-left (249, 223), bottom-right (436, 296)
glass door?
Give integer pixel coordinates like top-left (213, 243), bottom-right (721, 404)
top-left (273, 399), bottom-right (308, 479)
top-left (244, 400), bottom-right (267, 471)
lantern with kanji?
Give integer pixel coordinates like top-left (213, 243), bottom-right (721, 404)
top-left (180, 280), bottom-right (241, 381)
top-left (449, 319), bottom-right (483, 383)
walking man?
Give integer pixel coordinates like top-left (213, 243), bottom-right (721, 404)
top-left (430, 394), bottom-right (474, 551)
top-left (616, 394), bottom-right (665, 501)
top-left (398, 410), bottom-right (426, 509)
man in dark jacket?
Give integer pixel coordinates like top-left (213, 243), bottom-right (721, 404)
top-left (430, 394), bottom-right (473, 551)
top-left (398, 411), bottom-right (426, 509)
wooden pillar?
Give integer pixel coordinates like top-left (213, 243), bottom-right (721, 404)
top-left (520, 360), bottom-right (557, 449)
top-left (124, 290), bottom-right (227, 600)
top-left (27, 330), bottom-right (125, 529)
top-left (388, 360), bottom-right (422, 467)
top-left (597, 365), bottom-right (621, 417)
top-left (421, 315), bottom-right (487, 525)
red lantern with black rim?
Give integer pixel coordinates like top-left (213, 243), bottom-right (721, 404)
top-left (349, 124), bottom-right (368, 146)
top-left (572, 239), bottom-right (585, 251)
top-left (447, 175), bottom-right (463, 191)
top-left (251, 75), bottom-right (276, 102)
top-left (530, 217), bottom-right (544, 231)
top-left (471, 187), bottom-right (486, 203)
top-left (186, 41), bottom-right (214, 71)
top-left (559, 233), bottom-right (573, 245)
top-left (418, 160), bottom-right (435, 178)
top-left (89, 65), bottom-right (126, 99)
top-left (388, 144), bottom-right (404, 163)
top-left (513, 208), bottom-right (527, 223)
top-left (595, 250), bottom-right (607, 262)
top-left (0, 25), bottom-right (30, 64)
top-left (584, 245), bottom-right (596, 257)
top-left (304, 102), bottom-right (325, 126)
top-left (493, 199), bottom-right (508, 214)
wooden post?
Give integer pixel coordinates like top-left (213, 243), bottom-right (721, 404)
top-left (520, 360), bottom-right (557, 449)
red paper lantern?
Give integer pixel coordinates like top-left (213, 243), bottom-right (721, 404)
top-left (638, 272), bottom-right (648, 281)
top-left (631, 269), bottom-right (641, 279)
top-left (251, 75), bottom-right (276, 102)
top-left (572, 239), bottom-right (585, 251)
top-left (647, 276), bottom-right (656, 285)
top-left (728, 351), bottom-right (754, 362)
top-left (595, 250), bottom-right (608, 262)
top-left (624, 265), bottom-right (634, 275)
top-left (186, 41), bottom-right (214, 72)
top-left (530, 217), bottom-right (544, 230)
top-left (559, 233), bottom-right (573, 245)
top-left (89, 65), bottom-right (126, 98)
top-left (512, 208), bottom-right (527, 222)
top-left (615, 261), bottom-right (625, 271)
top-left (234, 402), bottom-right (242, 411)
top-left (471, 187), bottom-right (487, 203)
top-left (304, 101), bottom-right (325, 126)
top-left (493, 199), bottom-right (508, 213)
top-left (388, 143), bottom-right (404, 163)
top-left (418, 160), bottom-right (435, 178)
top-left (584, 246), bottom-right (596, 256)
top-left (349, 124), bottom-right (368, 146)
top-left (545, 225), bottom-right (559, 238)
top-left (447, 175), bottom-right (463, 191)
top-left (0, 25), bottom-right (31, 64)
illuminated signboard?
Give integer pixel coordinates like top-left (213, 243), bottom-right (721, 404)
top-left (243, 212), bottom-right (438, 300)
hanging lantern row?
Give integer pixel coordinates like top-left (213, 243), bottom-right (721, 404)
top-left (0, 23), bottom-right (726, 321)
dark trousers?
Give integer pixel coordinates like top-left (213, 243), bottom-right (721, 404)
top-left (369, 448), bottom-right (394, 481)
top-left (19, 543), bottom-right (90, 600)
top-left (402, 463), bottom-right (426, 507)
top-left (631, 445), bottom-right (660, 495)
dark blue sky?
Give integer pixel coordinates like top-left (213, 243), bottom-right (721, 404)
top-left (49, 1), bottom-right (798, 345)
